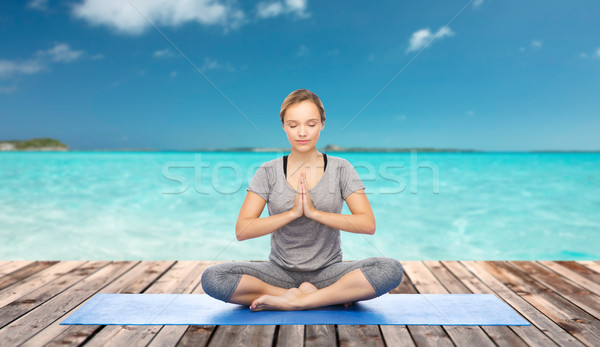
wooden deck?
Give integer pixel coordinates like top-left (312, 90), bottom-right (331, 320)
top-left (0, 261), bottom-right (598, 346)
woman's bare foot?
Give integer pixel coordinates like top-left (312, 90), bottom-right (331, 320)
top-left (250, 287), bottom-right (305, 311)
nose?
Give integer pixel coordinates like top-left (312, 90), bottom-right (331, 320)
top-left (299, 126), bottom-right (308, 136)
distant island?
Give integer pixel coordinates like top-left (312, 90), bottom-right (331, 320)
top-left (1, 138), bottom-right (597, 153)
top-left (0, 138), bottom-right (68, 151)
top-left (191, 144), bottom-right (481, 153)
top-left (0, 138), bottom-right (477, 152)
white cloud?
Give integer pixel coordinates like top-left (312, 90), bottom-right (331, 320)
top-left (256, 0), bottom-right (309, 19)
top-left (202, 57), bottom-right (222, 71)
top-left (28, 0), bottom-right (48, 11)
top-left (0, 85), bottom-right (18, 94)
top-left (256, 2), bottom-right (284, 18)
top-left (406, 26), bottom-right (455, 53)
top-left (295, 45), bottom-right (309, 57)
top-left (36, 43), bottom-right (84, 62)
top-left (201, 58), bottom-right (235, 72)
top-left (531, 40), bottom-right (542, 48)
top-left (72, 0), bottom-right (246, 35)
top-left (169, 71), bottom-right (177, 78)
top-left (0, 60), bottom-right (45, 78)
top-left (0, 43), bottom-right (84, 79)
top-left (473, 0), bottom-right (484, 7)
top-left (153, 48), bottom-right (174, 58)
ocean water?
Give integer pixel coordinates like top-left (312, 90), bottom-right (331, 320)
top-left (0, 151), bottom-right (598, 261)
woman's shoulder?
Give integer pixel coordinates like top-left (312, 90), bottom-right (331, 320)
top-left (253, 157), bottom-right (283, 178)
top-left (324, 154), bottom-right (352, 168)
top-left (260, 157), bottom-right (282, 167)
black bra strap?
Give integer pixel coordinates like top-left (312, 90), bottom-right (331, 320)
top-left (284, 153), bottom-right (327, 178)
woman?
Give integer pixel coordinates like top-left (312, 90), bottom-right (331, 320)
top-left (201, 89), bottom-right (403, 311)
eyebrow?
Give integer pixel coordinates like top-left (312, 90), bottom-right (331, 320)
top-left (286, 119), bottom-right (320, 123)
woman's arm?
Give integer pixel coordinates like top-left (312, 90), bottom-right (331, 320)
top-left (235, 191), bottom-right (297, 241)
top-left (236, 175), bottom-right (306, 241)
top-left (308, 189), bottom-right (376, 235)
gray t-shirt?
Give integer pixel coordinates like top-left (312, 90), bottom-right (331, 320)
top-left (246, 154), bottom-right (366, 271)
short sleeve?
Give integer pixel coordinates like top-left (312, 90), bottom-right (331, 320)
top-left (340, 159), bottom-right (366, 200)
top-left (247, 164), bottom-right (271, 201)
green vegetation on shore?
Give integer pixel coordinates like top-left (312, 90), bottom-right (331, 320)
top-left (0, 138), bottom-right (68, 151)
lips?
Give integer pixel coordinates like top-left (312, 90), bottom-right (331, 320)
top-left (296, 140), bottom-right (309, 144)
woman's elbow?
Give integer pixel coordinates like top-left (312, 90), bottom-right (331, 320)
top-left (365, 219), bottom-right (376, 235)
top-left (235, 230), bottom-right (244, 241)
top-left (235, 222), bottom-right (247, 241)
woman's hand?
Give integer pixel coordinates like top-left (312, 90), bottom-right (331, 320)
top-left (289, 174), bottom-right (304, 219)
top-left (301, 173), bottom-right (318, 219)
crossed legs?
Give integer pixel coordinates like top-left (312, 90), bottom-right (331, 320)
top-left (201, 257), bottom-right (403, 311)
top-left (229, 269), bottom-right (376, 311)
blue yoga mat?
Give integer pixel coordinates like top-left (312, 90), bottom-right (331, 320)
top-left (61, 293), bottom-right (529, 326)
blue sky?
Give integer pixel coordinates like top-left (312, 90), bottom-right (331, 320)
top-left (1, 0), bottom-right (599, 151)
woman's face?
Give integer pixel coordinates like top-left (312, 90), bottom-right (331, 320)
top-left (282, 100), bottom-right (325, 152)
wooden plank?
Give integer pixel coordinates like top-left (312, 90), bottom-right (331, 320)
top-left (176, 325), bottom-right (215, 346)
top-left (275, 325), bottom-right (303, 347)
top-left (205, 325), bottom-right (275, 347)
top-left (478, 261), bottom-right (600, 346)
top-left (404, 261), bottom-right (495, 347)
top-left (441, 261), bottom-right (533, 347)
top-left (0, 261), bottom-right (135, 346)
top-left (397, 262), bottom-right (453, 347)
top-left (461, 261), bottom-right (581, 347)
top-left (0, 261), bottom-right (32, 277)
top-left (0, 260), bottom-right (33, 278)
top-left (0, 261), bottom-right (58, 291)
top-left (379, 325), bottom-right (415, 347)
top-left (0, 261), bottom-right (86, 307)
top-left (84, 261), bottom-right (206, 346)
top-left (0, 261), bottom-right (109, 329)
top-left (426, 261), bottom-right (527, 347)
top-left (338, 324), bottom-right (384, 347)
top-left (513, 261), bottom-right (600, 318)
top-left (305, 325), bottom-right (336, 346)
top-left (31, 261), bottom-right (175, 347)
top-left (538, 261), bottom-right (600, 296)
top-left (577, 261), bottom-right (600, 275)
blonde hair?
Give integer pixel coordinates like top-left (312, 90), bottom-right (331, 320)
top-left (280, 89), bottom-right (326, 124)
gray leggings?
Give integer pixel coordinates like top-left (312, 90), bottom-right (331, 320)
top-left (201, 257), bottom-right (404, 303)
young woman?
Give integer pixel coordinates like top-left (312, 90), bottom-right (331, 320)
top-left (201, 89), bottom-right (403, 311)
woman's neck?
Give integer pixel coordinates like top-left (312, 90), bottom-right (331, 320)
top-left (288, 149), bottom-right (321, 165)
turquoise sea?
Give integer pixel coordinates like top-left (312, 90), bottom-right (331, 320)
top-left (0, 151), bottom-right (598, 261)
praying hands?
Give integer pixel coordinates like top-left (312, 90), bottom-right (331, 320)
top-left (290, 172), bottom-right (318, 220)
